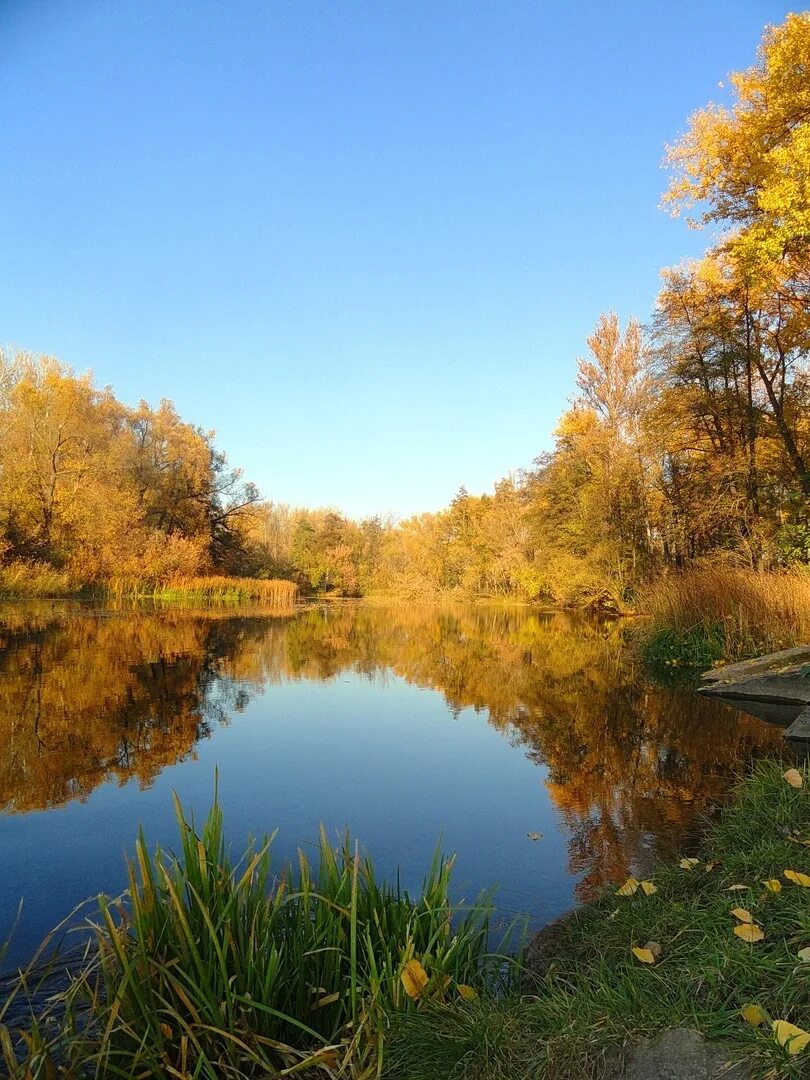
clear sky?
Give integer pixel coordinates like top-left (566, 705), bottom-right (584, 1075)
top-left (0, 1), bottom-right (795, 519)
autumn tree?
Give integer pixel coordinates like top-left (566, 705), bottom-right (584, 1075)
top-left (664, 12), bottom-right (810, 499)
top-left (0, 351), bottom-right (259, 585)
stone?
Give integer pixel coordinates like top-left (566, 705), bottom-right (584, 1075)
top-left (625, 1028), bottom-right (749, 1080)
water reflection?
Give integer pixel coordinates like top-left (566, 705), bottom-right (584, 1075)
top-left (0, 601), bottom-right (782, 902)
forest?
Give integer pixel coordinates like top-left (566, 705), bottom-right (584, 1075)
top-left (1, 13), bottom-right (808, 609)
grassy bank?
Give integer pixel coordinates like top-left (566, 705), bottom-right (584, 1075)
top-left (388, 761), bottom-right (810, 1080)
top-left (0, 795), bottom-right (518, 1079)
top-left (3, 765), bottom-right (810, 1078)
top-left (638, 568), bottom-right (810, 674)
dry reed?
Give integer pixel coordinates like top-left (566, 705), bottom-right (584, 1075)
top-left (641, 566), bottom-right (810, 663)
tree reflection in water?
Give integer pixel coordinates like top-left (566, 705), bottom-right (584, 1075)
top-left (0, 602), bottom-right (782, 898)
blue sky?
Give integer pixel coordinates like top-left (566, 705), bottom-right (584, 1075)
top-left (0, 1), bottom-right (794, 518)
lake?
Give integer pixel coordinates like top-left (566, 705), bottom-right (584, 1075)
top-left (0, 600), bottom-right (782, 970)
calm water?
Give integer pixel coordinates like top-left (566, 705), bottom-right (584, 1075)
top-left (0, 600), bottom-right (782, 969)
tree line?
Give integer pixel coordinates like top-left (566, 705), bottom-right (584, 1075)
top-left (2, 14), bottom-right (808, 604)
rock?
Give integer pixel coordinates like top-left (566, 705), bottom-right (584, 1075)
top-left (625, 1029), bottom-right (749, 1080)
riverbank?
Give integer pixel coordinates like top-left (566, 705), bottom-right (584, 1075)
top-left (389, 760), bottom-right (810, 1080)
top-left (1, 762), bottom-right (808, 1078)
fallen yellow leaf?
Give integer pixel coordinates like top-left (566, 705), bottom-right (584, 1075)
top-left (616, 877), bottom-right (639, 897)
top-left (160, 1022), bottom-right (173, 1039)
top-left (401, 959), bottom-right (429, 1000)
top-left (457, 984), bottom-right (478, 1002)
top-left (784, 870), bottom-right (810, 888)
top-left (632, 946), bottom-right (656, 964)
top-left (797, 947), bottom-right (810, 963)
top-left (704, 860), bottom-right (720, 871)
top-left (741, 1003), bottom-right (768, 1026)
top-left (679, 858), bottom-right (700, 870)
top-left (763, 879), bottom-right (782, 893)
top-left (784, 768), bottom-right (804, 789)
top-left (773, 1019), bottom-right (810, 1054)
top-left (734, 923), bottom-right (765, 943)
top-left (726, 884), bottom-right (749, 891)
top-left (730, 907), bottom-right (753, 923)
top-left (640, 880), bottom-right (657, 896)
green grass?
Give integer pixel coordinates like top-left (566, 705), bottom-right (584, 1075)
top-left (386, 761), bottom-right (810, 1080)
top-left (638, 622), bottom-right (727, 679)
top-left (0, 789), bottom-right (520, 1079)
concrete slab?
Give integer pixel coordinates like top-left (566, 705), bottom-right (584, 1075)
top-left (784, 706), bottom-right (810, 745)
top-left (698, 646), bottom-right (810, 709)
top-left (701, 647), bottom-right (810, 685)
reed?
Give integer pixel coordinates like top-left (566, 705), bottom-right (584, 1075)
top-left (0, 561), bottom-right (77, 598)
top-left (1, 793), bottom-right (519, 1079)
top-left (106, 575), bottom-right (300, 606)
top-left (639, 566), bottom-right (810, 670)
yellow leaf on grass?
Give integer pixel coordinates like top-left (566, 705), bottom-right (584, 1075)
top-left (730, 907), bottom-right (753, 923)
top-left (457, 984), bottom-right (478, 1002)
top-left (679, 858), bottom-right (700, 870)
top-left (632, 947), bottom-right (656, 964)
top-left (704, 860), bottom-right (720, 871)
top-left (616, 877), bottom-right (639, 897)
top-left (784, 768), bottom-right (804, 789)
top-left (773, 1020), bottom-right (810, 1054)
top-left (734, 923), bottom-right (764, 943)
top-left (784, 870), bottom-right (810, 888)
top-left (741, 1004), bottom-right (768, 1026)
top-left (797, 947), bottom-right (810, 963)
top-left (401, 959), bottom-right (429, 1000)
top-left (763, 879), bottom-right (782, 893)
top-left (640, 880), bottom-right (657, 896)
top-left (726, 884), bottom-right (748, 891)
top-left (160, 1023), bottom-right (173, 1039)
